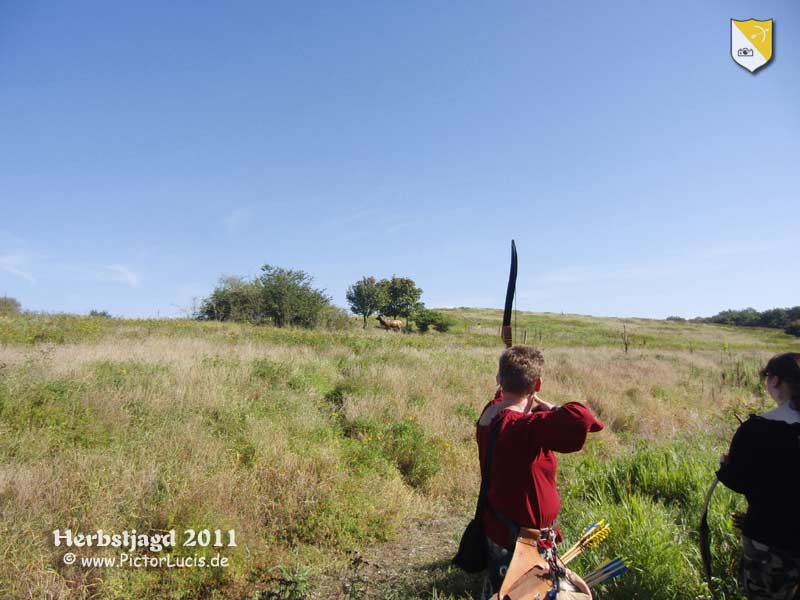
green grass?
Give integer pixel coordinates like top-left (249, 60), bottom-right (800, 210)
top-left (0, 310), bottom-right (797, 598)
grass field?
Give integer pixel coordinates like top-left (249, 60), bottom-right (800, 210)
top-left (1, 310), bottom-right (798, 599)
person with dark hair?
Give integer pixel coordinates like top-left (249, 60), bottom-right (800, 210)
top-left (718, 352), bottom-right (800, 599)
top-left (476, 345), bottom-right (604, 599)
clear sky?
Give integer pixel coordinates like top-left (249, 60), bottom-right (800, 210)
top-left (1, 1), bottom-right (798, 319)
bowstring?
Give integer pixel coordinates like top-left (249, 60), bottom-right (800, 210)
top-left (513, 287), bottom-right (517, 345)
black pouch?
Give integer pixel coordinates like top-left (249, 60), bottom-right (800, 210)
top-left (452, 419), bottom-right (502, 573)
top-left (453, 517), bottom-right (488, 572)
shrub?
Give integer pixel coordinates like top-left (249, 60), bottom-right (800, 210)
top-left (197, 276), bottom-right (264, 323)
top-left (785, 320), bottom-right (800, 337)
top-left (342, 417), bottom-right (442, 491)
top-left (414, 309), bottom-right (455, 333)
top-left (251, 358), bottom-right (291, 384)
top-left (197, 266), bottom-right (334, 328)
top-left (258, 265), bottom-right (331, 328)
top-left (0, 296), bottom-right (21, 316)
top-left (382, 420), bottom-right (442, 490)
top-left (89, 309), bottom-right (112, 318)
top-left (318, 305), bottom-right (356, 331)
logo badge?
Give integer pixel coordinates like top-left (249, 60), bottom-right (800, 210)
top-left (731, 19), bottom-right (773, 73)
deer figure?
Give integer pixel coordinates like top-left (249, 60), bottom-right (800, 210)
top-left (377, 315), bottom-right (403, 331)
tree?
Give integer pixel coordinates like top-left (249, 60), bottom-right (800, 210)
top-left (0, 296), bottom-right (21, 316)
top-left (414, 308), bottom-right (455, 333)
top-left (710, 308), bottom-right (761, 327)
top-left (257, 265), bottom-right (331, 328)
top-left (197, 276), bottom-right (263, 323)
top-left (379, 276), bottom-right (423, 329)
top-left (786, 320), bottom-right (800, 338)
top-left (699, 306), bottom-right (800, 330)
top-left (346, 276), bottom-right (387, 328)
top-left (758, 308), bottom-right (789, 328)
top-left (197, 267), bottom-right (336, 329)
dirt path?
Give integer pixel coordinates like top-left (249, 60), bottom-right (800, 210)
top-left (310, 507), bottom-right (483, 600)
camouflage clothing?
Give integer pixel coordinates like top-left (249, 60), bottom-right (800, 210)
top-left (480, 536), bottom-right (512, 600)
top-left (741, 536), bottom-right (800, 600)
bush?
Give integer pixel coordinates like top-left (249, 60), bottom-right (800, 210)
top-left (0, 296), bottom-right (21, 316)
top-left (197, 266), bottom-right (334, 328)
top-left (89, 310), bottom-right (112, 318)
top-left (699, 306), bottom-right (800, 330)
top-left (382, 420), bottom-right (442, 489)
top-left (665, 316), bottom-right (685, 322)
top-left (318, 305), bottom-right (356, 331)
top-left (342, 417), bottom-right (442, 491)
top-left (414, 309), bottom-right (455, 333)
top-left (785, 320), bottom-right (800, 337)
top-left (258, 265), bottom-right (331, 328)
top-left (197, 276), bottom-right (264, 323)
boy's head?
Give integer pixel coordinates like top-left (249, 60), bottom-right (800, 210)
top-left (497, 345), bottom-right (544, 395)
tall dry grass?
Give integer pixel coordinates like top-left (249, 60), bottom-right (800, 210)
top-left (0, 313), bottom-right (793, 598)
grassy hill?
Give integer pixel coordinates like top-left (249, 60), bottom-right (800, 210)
top-left (1, 310), bottom-right (797, 599)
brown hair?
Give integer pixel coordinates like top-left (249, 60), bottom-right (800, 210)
top-left (498, 345), bottom-right (544, 395)
top-left (759, 352), bottom-right (800, 409)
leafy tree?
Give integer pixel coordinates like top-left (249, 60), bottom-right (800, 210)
top-left (89, 310), bottom-right (112, 318)
top-left (710, 308), bottom-right (761, 327)
top-left (257, 265), bottom-right (331, 328)
top-left (699, 306), bottom-right (800, 330)
top-left (414, 308), bottom-right (455, 333)
top-left (786, 320), bottom-right (800, 338)
top-left (197, 276), bottom-right (263, 323)
top-left (0, 296), bottom-right (21, 316)
top-left (318, 304), bottom-right (356, 330)
top-left (758, 308), bottom-right (789, 328)
top-left (346, 276), bottom-right (387, 328)
top-left (378, 276), bottom-right (423, 328)
top-left (197, 267), bottom-right (336, 329)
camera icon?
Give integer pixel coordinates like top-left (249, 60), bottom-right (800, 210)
top-left (737, 48), bottom-right (754, 57)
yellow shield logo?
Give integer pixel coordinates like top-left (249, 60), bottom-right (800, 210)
top-left (731, 19), bottom-right (773, 73)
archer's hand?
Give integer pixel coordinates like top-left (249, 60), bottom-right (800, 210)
top-left (532, 393), bottom-right (555, 411)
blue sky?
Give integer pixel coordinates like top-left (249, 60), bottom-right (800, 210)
top-left (1, 1), bottom-right (798, 319)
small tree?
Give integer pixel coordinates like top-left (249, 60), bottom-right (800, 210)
top-left (346, 276), bottom-right (387, 328)
top-left (89, 310), bottom-right (112, 318)
top-left (258, 265), bottom-right (331, 328)
top-left (414, 308), bottom-right (455, 333)
top-left (785, 320), bottom-right (800, 338)
top-left (0, 296), bottom-right (21, 316)
top-left (379, 276), bottom-right (423, 329)
top-left (197, 276), bottom-right (263, 323)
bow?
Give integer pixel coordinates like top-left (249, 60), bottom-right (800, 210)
top-left (501, 240), bottom-right (518, 348)
top-left (699, 478), bottom-right (719, 594)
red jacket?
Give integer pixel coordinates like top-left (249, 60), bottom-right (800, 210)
top-left (476, 390), bottom-right (604, 547)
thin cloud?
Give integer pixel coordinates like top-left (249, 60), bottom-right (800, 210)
top-left (703, 239), bottom-right (788, 258)
top-left (320, 206), bottom-right (380, 230)
top-left (0, 252), bottom-right (36, 284)
top-left (223, 208), bottom-right (253, 233)
top-left (538, 262), bottom-right (681, 287)
top-left (105, 265), bottom-right (140, 287)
